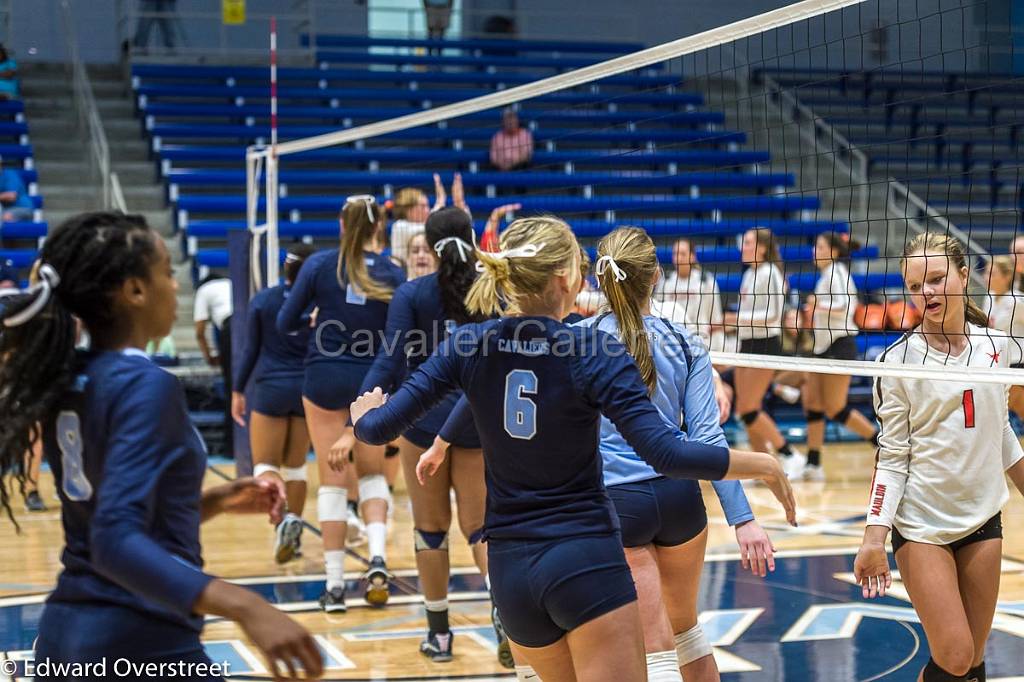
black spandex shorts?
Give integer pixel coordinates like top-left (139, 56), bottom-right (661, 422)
top-left (891, 513), bottom-right (1002, 555)
top-left (739, 336), bottom-right (784, 356)
top-left (815, 335), bottom-right (858, 361)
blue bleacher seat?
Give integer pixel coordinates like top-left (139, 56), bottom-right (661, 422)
top-left (136, 83), bottom-right (702, 108)
top-left (184, 218), bottom-right (847, 249)
top-left (716, 271), bottom-right (902, 293)
top-left (132, 64), bottom-right (678, 89)
top-left (0, 144), bottom-right (33, 161)
top-left (0, 221), bottom-right (47, 240)
top-left (150, 122), bottom-right (746, 146)
top-left (300, 34), bottom-right (645, 55)
top-left (167, 169), bottom-right (793, 192)
top-left (312, 50), bottom-right (652, 71)
top-left (177, 194), bottom-right (819, 219)
top-left (158, 146), bottom-right (768, 168)
top-left (584, 245), bottom-right (877, 266)
top-left (143, 102), bottom-right (719, 128)
top-left (0, 249), bottom-right (39, 268)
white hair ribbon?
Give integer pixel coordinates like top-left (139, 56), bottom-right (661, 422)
top-left (595, 255), bottom-right (627, 282)
top-left (345, 194), bottom-right (376, 222)
top-left (433, 236), bottom-right (474, 263)
top-left (474, 242), bottom-right (546, 272)
top-left (2, 263), bottom-right (61, 328)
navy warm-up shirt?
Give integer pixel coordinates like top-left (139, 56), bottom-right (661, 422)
top-left (43, 349), bottom-right (212, 632)
top-left (234, 283), bottom-right (308, 389)
top-left (359, 272), bottom-right (472, 438)
top-left (354, 317), bottom-right (730, 540)
top-left (276, 249), bottom-right (406, 364)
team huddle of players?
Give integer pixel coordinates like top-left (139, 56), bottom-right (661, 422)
top-left (0, 201), bottom-right (1022, 681)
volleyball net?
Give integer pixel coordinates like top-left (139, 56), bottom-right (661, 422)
top-left (244, 0), bottom-right (1024, 384)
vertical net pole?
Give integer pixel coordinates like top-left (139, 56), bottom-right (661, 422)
top-left (245, 148), bottom-right (262, 291)
top-left (265, 16), bottom-right (281, 286)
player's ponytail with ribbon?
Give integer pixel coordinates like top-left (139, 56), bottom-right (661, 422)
top-left (466, 215), bottom-right (579, 317)
top-left (0, 212), bottom-right (160, 525)
top-left (596, 227), bottom-right (660, 393)
top-left (339, 196), bottom-right (395, 303)
top-left (425, 207), bottom-right (485, 325)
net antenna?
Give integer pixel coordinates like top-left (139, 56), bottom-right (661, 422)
top-left (245, 15), bottom-right (280, 292)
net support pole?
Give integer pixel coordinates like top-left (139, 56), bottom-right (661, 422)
top-left (265, 16), bottom-right (280, 286)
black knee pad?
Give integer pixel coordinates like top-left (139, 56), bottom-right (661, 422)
top-left (967, 661), bottom-right (986, 682)
top-left (805, 410), bottom-right (826, 424)
top-left (830, 405), bottom-right (853, 424)
top-left (923, 658), bottom-right (967, 681)
top-left (740, 410), bottom-right (760, 426)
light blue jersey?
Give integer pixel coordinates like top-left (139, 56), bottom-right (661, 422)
top-left (574, 312), bottom-right (754, 526)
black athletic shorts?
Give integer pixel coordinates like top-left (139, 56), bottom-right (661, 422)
top-left (891, 513), bottom-right (1002, 555)
top-left (815, 335), bottom-right (858, 361)
top-left (739, 335), bottom-right (784, 356)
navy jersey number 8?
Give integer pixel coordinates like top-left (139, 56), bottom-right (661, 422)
top-left (504, 370), bottom-right (538, 440)
top-left (57, 410), bottom-right (93, 502)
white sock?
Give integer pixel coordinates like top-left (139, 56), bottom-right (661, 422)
top-left (325, 550), bottom-right (345, 591)
top-left (367, 521), bottom-right (387, 559)
top-left (515, 665), bottom-right (540, 681)
top-left (424, 598), bottom-right (448, 612)
top-left (646, 651), bottom-right (683, 682)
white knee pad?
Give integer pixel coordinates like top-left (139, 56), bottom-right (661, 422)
top-left (646, 651), bottom-right (683, 682)
top-left (252, 463), bottom-right (280, 479)
top-left (358, 474), bottom-right (392, 505)
top-left (675, 623), bottom-right (712, 666)
top-left (281, 465), bottom-right (307, 482)
top-left (317, 486), bottom-right (348, 523)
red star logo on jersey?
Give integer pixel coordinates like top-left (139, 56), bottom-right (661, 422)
top-left (987, 350), bottom-right (1000, 365)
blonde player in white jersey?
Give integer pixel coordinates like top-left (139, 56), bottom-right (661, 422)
top-left (855, 233), bottom-right (1024, 682)
top-left (792, 232), bottom-right (879, 481)
top-left (723, 228), bottom-right (802, 468)
top-left (655, 237), bottom-right (725, 351)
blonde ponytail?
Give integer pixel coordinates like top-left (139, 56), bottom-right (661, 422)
top-left (339, 198), bottom-right (395, 303)
top-left (465, 216), bottom-right (579, 317)
top-left (597, 227), bottom-right (660, 393)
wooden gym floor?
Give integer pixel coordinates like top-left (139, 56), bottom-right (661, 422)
top-left (2, 443), bottom-right (1023, 681)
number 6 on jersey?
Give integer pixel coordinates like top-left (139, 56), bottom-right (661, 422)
top-left (504, 370), bottom-right (538, 440)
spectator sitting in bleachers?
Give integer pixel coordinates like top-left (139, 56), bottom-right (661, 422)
top-left (0, 45), bottom-right (18, 100)
top-left (489, 108), bottom-right (534, 171)
top-left (0, 156), bottom-right (33, 223)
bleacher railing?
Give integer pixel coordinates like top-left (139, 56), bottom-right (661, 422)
top-left (886, 178), bottom-right (989, 292)
top-left (61, 0), bottom-right (126, 213)
top-left (760, 71), bottom-right (869, 223)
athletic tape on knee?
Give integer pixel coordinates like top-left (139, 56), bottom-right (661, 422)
top-left (674, 623), bottom-right (712, 666)
top-left (740, 410), bottom-right (760, 426)
top-left (317, 486), bottom-right (348, 523)
top-left (414, 528), bottom-right (449, 552)
top-left (514, 665), bottom-right (541, 681)
top-left (281, 465), bottom-right (307, 482)
top-left (805, 410), bottom-right (825, 423)
top-left (923, 658), bottom-right (966, 682)
top-left (252, 463), bottom-right (280, 479)
top-left (830, 405), bottom-right (853, 425)
top-left (468, 527), bottom-right (484, 545)
top-left (358, 474), bottom-right (392, 504)
top-left (645, 651), bottom-right (683, 682)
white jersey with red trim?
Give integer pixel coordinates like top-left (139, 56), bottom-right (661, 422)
top-left (867, 324), bottom-right (1024, 545)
